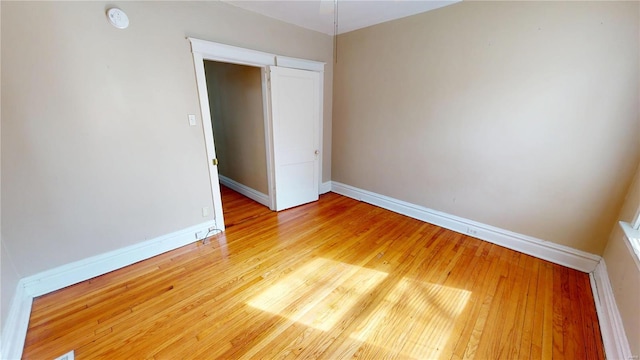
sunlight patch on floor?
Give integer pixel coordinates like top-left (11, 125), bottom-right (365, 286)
top-left (350, 278), bottom-right (471, 359)
top-left (248, 258), bottom-right (388, 331)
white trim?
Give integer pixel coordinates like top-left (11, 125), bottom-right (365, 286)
top-left (54, 350), bottom-right (75, 360)
top-left (330, 181), bottom-right (601, 273)
top-left (631, 205), bottom-right (640, 230)
top-left (316, 71), bottom-right (325, 197)
top-left (21, 221), bottom-right (215, 298)
top-left (619, 221), bottom-right (640, 271)
top-left (2, 221), bottom-right (215, 359)
top-left (188, 38), bottom-right (275, 67)
top-left (189, 38), bottom-right (325, 214)
top-left (191, 52), bottom-right (226, 232)
top-left (219, 175), bottom-right (270, 208)
top-left (1, 281), bottom-right (32, 360)
top-left (261, 68), bottom-right (276, 210)
top-left (590, 260), bottom-right (633, 360)
top-left (275, 55), bottom-right (325, 72)
top-left (319, 181), bottom-right (332, 194)
top-left (188, 38), bottom-right (283, 227)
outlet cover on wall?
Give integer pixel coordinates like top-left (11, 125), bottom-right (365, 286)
top-left (54, 350), bottom-right (75, 360)
top-left (202, 206), bottom-right (210, 217)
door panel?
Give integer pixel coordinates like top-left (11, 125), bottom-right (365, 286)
top-left (270, 66), bottom-right (320, 211)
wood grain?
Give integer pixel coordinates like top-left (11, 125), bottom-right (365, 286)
top-left (22, 186), bottom-right (604, 359)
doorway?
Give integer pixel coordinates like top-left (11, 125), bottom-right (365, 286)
top-left (189, 38), bottom-right (325, 231)
top-left (203, 61), bottom-right (270, 213)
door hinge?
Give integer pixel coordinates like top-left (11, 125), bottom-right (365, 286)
top-left (212, 158), bottom-right (218, 166)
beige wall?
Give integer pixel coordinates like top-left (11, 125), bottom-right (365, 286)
top-left (0, 28), bottom-right (17, 325)
top-left (0, 1), bottom-right (332, 325)
top-left (602, 164), bottom-right (640, 356)
top-left (333, 1), bottom-right (639, 254)
top-left (204, 61), bottom-right (268, 194)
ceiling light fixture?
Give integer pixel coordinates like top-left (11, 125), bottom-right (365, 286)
top-left (106, 8), bottom-right (129, 29)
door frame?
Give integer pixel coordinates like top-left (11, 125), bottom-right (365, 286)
top-left (188, 38), bottom-right (325, 229)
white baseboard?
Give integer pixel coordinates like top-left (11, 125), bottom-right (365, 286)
top-left (590, 260), bottom-right (632, 360)
top-left (330, 181), bottom-right (601, 273)
top-left (4, 220), bottom-right (216, 359)
top-left (21, 220), bottom-right (216, 298)
top-left (319, 181), bottom-right (331, 194)
top-left (1, 182), bottom-right (610, 359)
top-left (1, 281), bottom-right (33, 360)
top-left (219, 175), bottom-right (270, 208)
top-left (330, 181), bottom-right (628, 353)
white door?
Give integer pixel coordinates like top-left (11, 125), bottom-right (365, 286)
top-left (269, 66), bottom-right (320, 211)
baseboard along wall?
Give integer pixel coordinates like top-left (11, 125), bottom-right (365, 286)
top-left (331, 181), bottom-right (600, 273)
top-left (590, 260), bottom-right (633, 360)
top-left (219, 175), bottom-right (270, 208)
top-left (319, 181), bottom-right (332, 194)
top-left (1, 220), bottom-right (215, 360)
top-left (1, 282), bottom-right (32, 360)
top-left (330, 180), bottom-right (631, 360)
top-left (2, 182), bottom-right (631, 360)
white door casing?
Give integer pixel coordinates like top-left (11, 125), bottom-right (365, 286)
top-left (189, 38), bottom-right (324, 224)
top-left (190, 39), bottom-right (278, 229)
top-left (269, 66), bottom-right (320, 211)
top-left (192, 51), bottom-right (226, 231)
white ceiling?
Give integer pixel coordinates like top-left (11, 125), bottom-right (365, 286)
top-left (221, 0), bottom-right (461, 35)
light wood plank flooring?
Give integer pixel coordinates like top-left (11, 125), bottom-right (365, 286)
top-left (23, 186), bottom-right (604, 359)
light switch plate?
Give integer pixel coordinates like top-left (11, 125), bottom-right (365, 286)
top-left (188, 114), bottom-right (197, 126)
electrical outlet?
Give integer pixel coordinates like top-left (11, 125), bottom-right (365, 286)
top-left (195, 231), bottom-right (205, 239)
top-left (54, 350), bottom-right (75, 360)
top-left (202, 206), bottom-right (210, 217)
top-left (466, 227), bottom-right (478, 236)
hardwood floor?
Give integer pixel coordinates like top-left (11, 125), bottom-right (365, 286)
top-left (23, 186), bottom-right (604, 359)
